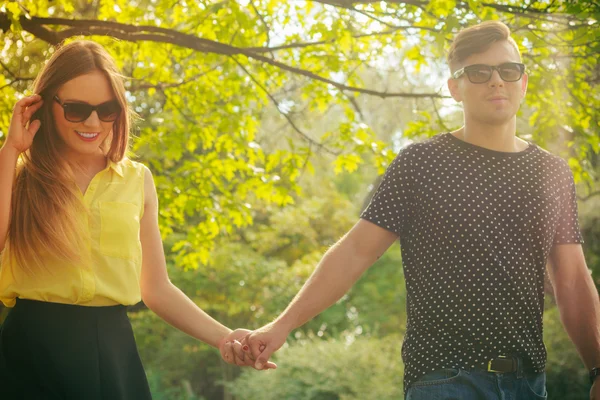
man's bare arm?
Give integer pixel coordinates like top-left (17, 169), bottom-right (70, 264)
top-left (274, 219), bottom-right (399, 332)
top-left (548, 243), bottom-right (600, 370)
top-left (241, 219), bottom-right (399, 368)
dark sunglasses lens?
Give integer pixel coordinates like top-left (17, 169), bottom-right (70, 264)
top-left (97, 102), bottom-right (121, 122)
top-left (64, 103), bottom-right (93, 122)
top-left (499, 64), bottom-right (522, 81)
top-left (467, 68), bottom-right (492, 83)
top-left (63, 102), bottom-right (121, 122)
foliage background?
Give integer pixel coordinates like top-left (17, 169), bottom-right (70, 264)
top-left (0, 0), bottom-right (599, 399)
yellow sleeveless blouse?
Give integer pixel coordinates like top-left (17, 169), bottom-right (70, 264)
top-left (0, 158), bottom-right (145, 307)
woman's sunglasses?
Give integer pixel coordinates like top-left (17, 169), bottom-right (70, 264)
top-left (452, 62), bottom-right (526, 84)
top-left (53, 95), bottom-right (121, 123)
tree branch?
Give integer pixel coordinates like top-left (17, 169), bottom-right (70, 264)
top-left (430, 97), bottom-right (450, 133)
top-left (230, 55), bottom-right (338, 155)
top-left (579, 191), bottom-right (600, 202)
top-left (309, 0), bottom-right (428, 9)
top-left (128, 63), bottom-right (224, 91)
top-left (0, 60), bottom-right (17, 79)
top-left (250, 2), bottom-right (274, 59)
top-left (0, 77), bottom-right (34, 91)
top-left (245, 24), bottom-right (442, 53)
top-left (12, 15), bottom-right (448, 100)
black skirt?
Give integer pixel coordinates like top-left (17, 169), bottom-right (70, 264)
top-left (0, 299), bottom-right (152, 400)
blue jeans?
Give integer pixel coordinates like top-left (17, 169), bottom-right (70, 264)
top-left (405, 368), bottom-right (547, 400)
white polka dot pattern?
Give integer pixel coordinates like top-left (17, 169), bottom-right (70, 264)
top-left (360, 133), bottom-right (583, 393)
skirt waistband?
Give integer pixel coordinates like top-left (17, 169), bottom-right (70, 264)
top-left (14, 298), bottom-right (127, 315)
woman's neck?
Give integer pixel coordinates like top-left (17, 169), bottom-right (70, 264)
top-left (62, 149), bottom-right (108, 178)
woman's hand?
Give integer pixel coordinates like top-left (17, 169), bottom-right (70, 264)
top-left (5, 94), bottom-right (44, 153)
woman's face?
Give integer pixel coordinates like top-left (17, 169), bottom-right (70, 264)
top-left (52, 70), bottom-right (118, 159)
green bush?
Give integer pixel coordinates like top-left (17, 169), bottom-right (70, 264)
top-left (131, 309), bottom-right (223, 399)
top-left (544, 306), bottom-right (590, 399)
top-left (227, 335), bottom-right (403, 400)
top-left (146, 369), bottom-right (205, 400)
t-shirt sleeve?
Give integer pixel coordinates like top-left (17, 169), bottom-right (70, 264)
top-left (553, 161), bottom-right (584, 244)
top-left (360, 146), bottom-right (415, 237)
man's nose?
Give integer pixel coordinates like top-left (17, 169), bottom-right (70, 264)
top-left (488, 69), bottom-right (505, 87)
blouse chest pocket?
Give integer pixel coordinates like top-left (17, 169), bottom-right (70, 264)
top-left (99, 201), bottom-right (141, 260)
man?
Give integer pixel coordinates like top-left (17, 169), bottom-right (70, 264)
top-left (221, 21), bottom-right (600, 399)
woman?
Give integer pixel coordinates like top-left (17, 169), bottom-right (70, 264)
top-left (0, 40), bottom-right (273, 399)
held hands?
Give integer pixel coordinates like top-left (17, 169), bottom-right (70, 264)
top-left (244, 322), bottom-right (289, 370)
top-left (218, 328), bottom-right (277, 370)
top-left (219, 322), bottom-right (290, 371)
top-left (5, 95), bottom-right (44, 154)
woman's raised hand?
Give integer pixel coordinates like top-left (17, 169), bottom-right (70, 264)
top-left (5, 95), bottom-right (44, 153)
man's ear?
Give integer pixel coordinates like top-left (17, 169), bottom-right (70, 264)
top-left (521, 73), bottom-right (528, 99)
top-left (448, 77), bottom-right (462, 102)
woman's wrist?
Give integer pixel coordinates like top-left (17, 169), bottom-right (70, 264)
top-left (0, 144), bottom-right (21, 161)
top-left (216, 329), bottom-right (232, 348)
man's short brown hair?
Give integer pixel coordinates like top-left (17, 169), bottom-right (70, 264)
top-left (447, 21), bottom-right (521, 73)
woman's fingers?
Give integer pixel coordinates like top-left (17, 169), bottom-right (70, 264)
top-left (21, 99), bottom-right (44, 123)
top-left (6, 95), bottom-right (44, 153)
top-left (221, 341), bottom-right (235, 363)
top-left (223, 339), bottom-right (276, 370)
top-left (14, 95), bottom-right (43, 118)
top-left (15, 94), bottom-right (42, 108)
top-left (232, 340), bottom-right (247, 362)
top-left (27, 119), bottom-right (41, 135)
top-left (223, 341), bottom-right (249, 366)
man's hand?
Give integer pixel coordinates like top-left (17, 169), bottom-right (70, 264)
top-left (242, 322), bottom-right (291, 370)
top-left (591, 379), bottom-right (600, 400)
top-left (218, 328), bottom-right (277, 370)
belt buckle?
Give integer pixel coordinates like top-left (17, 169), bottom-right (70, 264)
top-left (487, 355), bottom-right (508, 373)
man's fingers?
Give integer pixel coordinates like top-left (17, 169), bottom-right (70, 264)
top-left (247, 336), bottom-right (274, 366)
top-left (248, 338), bottom-right (264, 360)
top-left (264, 361), bottom-right (277, 369)
top-left (255, 345), bottom-right (275, 370)
top-left (251, 358), bottom-right (277, 371)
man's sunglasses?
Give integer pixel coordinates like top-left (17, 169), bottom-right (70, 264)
top-left (452, 62), bottom-right (526, 84)
top-left (54, 95), bottom-right (121, 123)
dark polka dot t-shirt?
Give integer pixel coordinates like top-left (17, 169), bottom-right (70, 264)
top-left (360, 132), bottom-right (583, 393)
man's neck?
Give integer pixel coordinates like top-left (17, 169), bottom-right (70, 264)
top-left (453, 119), bottom-right (528, 153)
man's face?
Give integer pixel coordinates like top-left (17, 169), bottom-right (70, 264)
top-left (448, 40), bottom-right (528, 126)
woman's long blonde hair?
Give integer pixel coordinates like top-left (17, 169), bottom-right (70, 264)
top-left (8, 40), bottom-right (131, 271)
